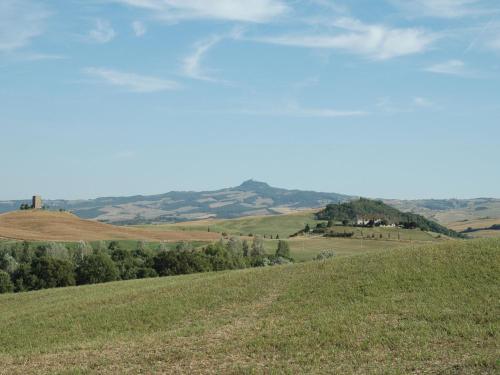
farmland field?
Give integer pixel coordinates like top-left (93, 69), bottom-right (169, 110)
top-left (0, 239), bottom-right (498, 374)
top-left (134, 210), bottom-right (321, 239)
top-left (0, 210), bottom-right (219, 242)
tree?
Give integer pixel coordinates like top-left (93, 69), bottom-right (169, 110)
top-left (0, 270), bottom-right (13, 293)
top-left (250, 236), bottom-right (265, 257)
top-left (275, 240), bottom-right (290, 259)
top-left (111, 248), bottom-right (140, 280)
top-left (107, 241), bottom-right (120, 251)
top-left (30, 256), bottom-right (75, 289)
top-left (76, 253), bottom-right (119, 285)
top-left (154, 250), bottom-right (211, 276)
top-left (0, 251), bottom-right (18, 274)
top-left (74, 241), bottom-right (93, 262)
top-left (226, 237), bottom-right (243, 257)
top-left (242, 240), bottom-right (249, 257)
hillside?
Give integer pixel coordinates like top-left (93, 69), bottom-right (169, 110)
top-left (0, 239), bottom-right (498, 374)
top-left (0, 180), bottom-right (351, 224)
top-left (386, 197), bottom-right (500, 223)
top-left (317, 198), bottom-right (464, 238)
top-left (0, 211), bottom-right (219, 242)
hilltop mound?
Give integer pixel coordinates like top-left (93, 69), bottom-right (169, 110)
top-left (0, 239), bottom-right (498, 373)
top-left (316, 198), bottom-right (464, 238)
top-left (0, 210), bottom-right (219, 242)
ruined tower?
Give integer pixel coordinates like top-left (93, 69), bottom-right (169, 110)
top-left (32, 195), bottom-right (42, 209)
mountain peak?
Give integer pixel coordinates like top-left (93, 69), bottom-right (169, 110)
top-left (238, 179), bottom-right (271, 191)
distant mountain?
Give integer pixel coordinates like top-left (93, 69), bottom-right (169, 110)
top-left (2, 182), bottom-right (498, 225)
top-left (317, 198), bottom-right (464, 238)
top-left (385, 198), bottom-right (500, 224)
top-left (0, 180), bottom-right (351, 224)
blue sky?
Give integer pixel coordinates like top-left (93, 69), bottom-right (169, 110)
top-left (1, 0), bottom-right (499, 200)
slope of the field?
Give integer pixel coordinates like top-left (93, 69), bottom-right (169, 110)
top-left (135, 210), bottom-right (320, 238)
top-left (0, 210), bottom-right (219, 242)
top-left (1, 239), bottom-right (498, 374)
top-left (447, 218), bottom-right (500, 238)
top-left (387, 198), bottom-right (500, 224)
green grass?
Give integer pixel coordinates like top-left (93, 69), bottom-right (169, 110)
top-left (263, 236), bottom-right (443, 261)
top-left (0, 239), bottom-right (498, 374)
top-left (135, 211), bottom-right (321, 239)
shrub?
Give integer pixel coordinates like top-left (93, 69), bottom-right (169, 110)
top-left (314, 251), bottom-right (336, 261)
top-left (271, 256), bottom-right (292, 265)
top-left (0, 270), bottom-right (13, 293)
top-left (77, 253), bottom-right (119, 285)
top-left (153, 250), bottom-right (211, 276)
top-left (275, 240), bottom-right (290, 259)
top-left (30, 256), bottom-right (76, 289)
top-left (0, 252), bottom-right (19, 274)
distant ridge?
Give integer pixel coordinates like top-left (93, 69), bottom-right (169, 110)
top-left (0, 181), bottom-right (351, 224)
top-left (1, 181), bottom-right (498, 225)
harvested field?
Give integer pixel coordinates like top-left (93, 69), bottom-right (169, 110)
top-left (0, 210), bottom-right (220, 242)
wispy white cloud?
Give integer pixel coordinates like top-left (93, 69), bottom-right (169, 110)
top-left (132, 21), bottom-right (147, 37)
top-left (14, 52), bottom-right (66, 61)
top-left (182, 28), bottom-right (243, 82)
top-left (389, 0), bottom-right (494, 18)
top-left (255, 17), bottom-right (437, 60)
top-left (238, 103), bottom-right (367, 118)
top-left (84, 67), bottom-right (180, 92)
top-left (425, 59), bottom-right (475, 77)
top-left (182, 36), bottom-right (222, 81)
top-left (486, 34), bottom-right (500, 50)
top-left (89, 19), bottom-right (116, 43)
top-left (111, 0), bottom-right (288, 23)
top-left (0, 0), bottom-right (50, 52)
top-left (309, 0), bottom-right (349, 13)
top-left (413, 96), bottom-right (435, 108)
top-left (286, 106), bottom-right (367, 118)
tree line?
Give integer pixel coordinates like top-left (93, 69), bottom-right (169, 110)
top-left (0, 238), bottom-right (292, 294)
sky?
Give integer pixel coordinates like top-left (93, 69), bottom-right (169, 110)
top-left (1, 0), bottom-right (500, 200)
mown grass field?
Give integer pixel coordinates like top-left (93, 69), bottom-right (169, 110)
top-left (0, 239), bottom-right (498, 374)
top-left (263, 236), bottom-right (443, 262)
top-left (448, 218), bottom-right (500, 239)
top-left (134, 210), bottom-right (320, 239)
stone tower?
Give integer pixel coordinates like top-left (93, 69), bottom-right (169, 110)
top-left (32, 195), bottom-right (42, 209)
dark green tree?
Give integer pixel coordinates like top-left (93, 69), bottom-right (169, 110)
top-left (242, 240), bottom-right (250, 257)
top-left (250, 236), bottom-right (265, 257)
top-left (30, 256), bottom-right (75, 289)
top-left (76, 253), bottom-right (119, 285)
top-left (275, 240), bottom-right (290, 259)
top-left (0, 270), bottom-right (13, 293)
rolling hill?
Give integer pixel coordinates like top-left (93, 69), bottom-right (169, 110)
top-left (316, 198), bottom-right (464, 238)
top-left (0, 239), bottom-right (498, 374)
top-left (1, 181), bottom-right (498, 226)
top-left (0, 180), bottom-right (351, 224)
top-left (0, 210), bottom-right (219, 242)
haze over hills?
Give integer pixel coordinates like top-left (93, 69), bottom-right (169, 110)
top-left (1, 180), bottom-right (499, 225)
top-left (0, 180), bottom-right (351, 224)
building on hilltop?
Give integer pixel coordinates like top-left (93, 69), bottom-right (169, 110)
top-left (32, 195), bottom-right (42, 209)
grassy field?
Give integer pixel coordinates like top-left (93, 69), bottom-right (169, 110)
top-left (0, 210), bottom-right (219, 242)
top-left (447, 218), bottom-right (500, 239)
top-left (263, 236), bottom-right (445, 261)
top-left (134, 210), bottom-right (321, 239)
top-left (0, 239), bottom-right (498, 374)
